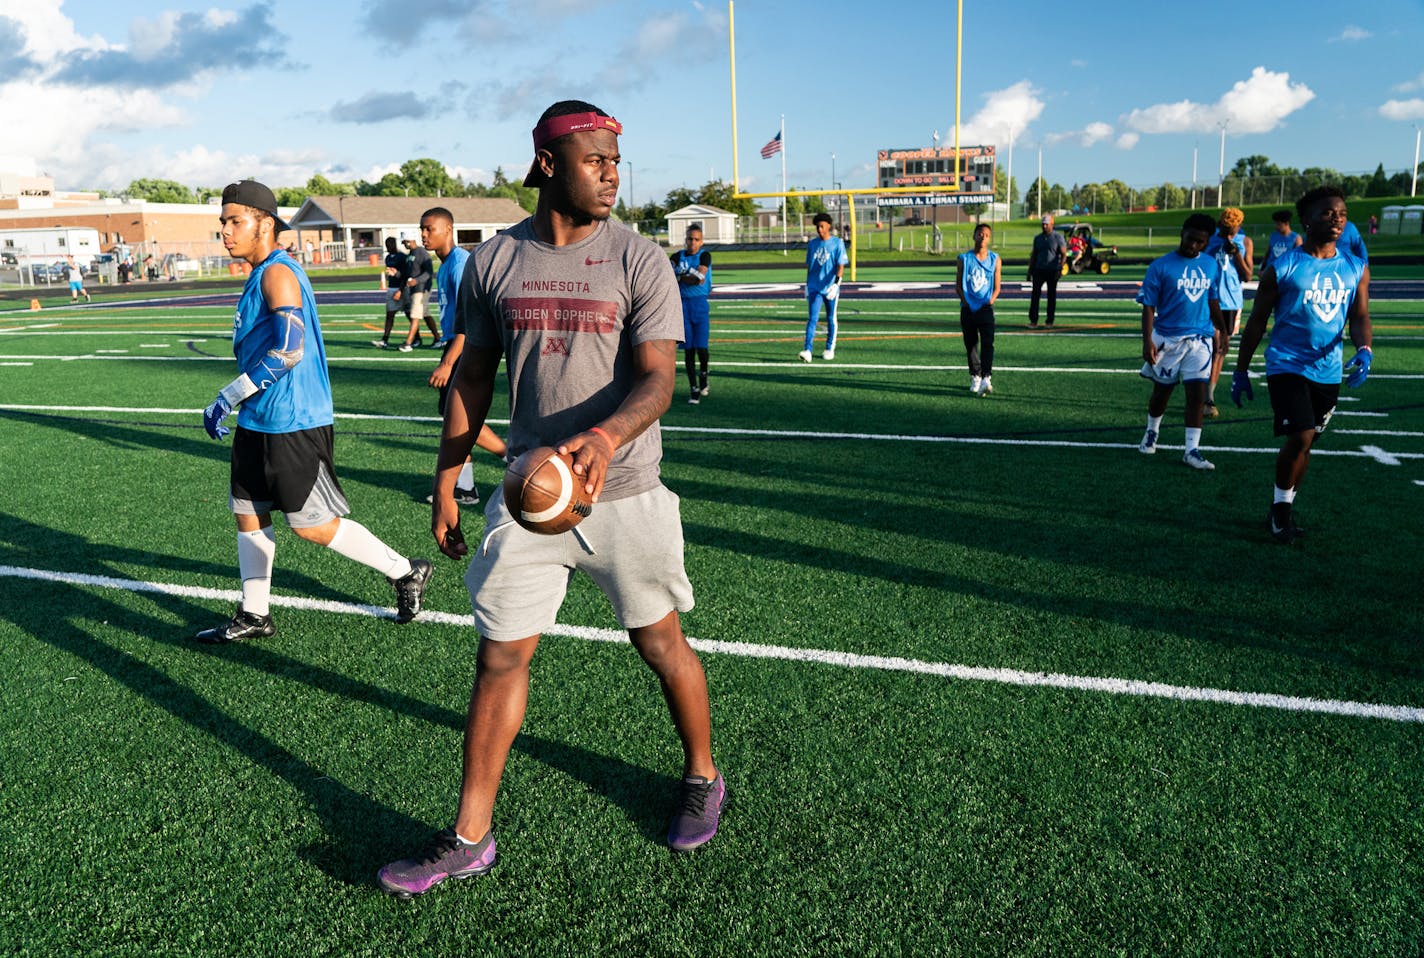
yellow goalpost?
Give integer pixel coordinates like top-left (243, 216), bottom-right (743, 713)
top-left (727, 0), bottom-right (966, 279)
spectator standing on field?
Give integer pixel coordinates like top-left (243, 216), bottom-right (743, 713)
top-left (398, 236), bottom-right (439, 352)
top-left (800, 211), bottom-right (847, 362)
top-left (671, 224), bottom-right (712, 403)
top-left (195, 179), bottom-right (434, 643)
top-left (377, 99), bottom-right (723, 899)
top-left (1028, 214), bottom-right (1067, 328)
top-left (64, 255), bottom-right (91, 304)
top-left (371, 237), bottom-right (409, 348)
top-left (955, 222), bottom-right (1001, 397)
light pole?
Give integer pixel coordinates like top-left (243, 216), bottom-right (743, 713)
top-left (1191, 143), bottom-right (1198, 209)
top-left (1217, 120), bottom-right (1228, 206)
top-left (1413, 126), bottom-right (1421, 198)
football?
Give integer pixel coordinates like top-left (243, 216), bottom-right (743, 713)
top-left (502, 446), bottom-right (593, 534)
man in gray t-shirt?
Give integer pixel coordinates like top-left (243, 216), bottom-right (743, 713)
top-left (379, 99), bottom-right (724, 899)
top-left (1029, 214), bottom-right (1068, 328)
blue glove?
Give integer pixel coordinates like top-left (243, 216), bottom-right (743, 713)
top-left (1230, 369), bottom-right (1254, 408)
top-left (203, 395), bottom-right (233, 439)
top-left (1343, 348), bottom-right (1372, 388)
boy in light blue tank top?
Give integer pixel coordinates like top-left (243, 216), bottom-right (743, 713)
top-left (1230, 185), bottom-right (1372, 545)
top-left (954, 223), bottom-right (1001, 396)
top-left (195, 180), bottom-right (433, 643)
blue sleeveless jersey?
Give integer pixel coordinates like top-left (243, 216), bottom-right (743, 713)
top-left (673, 249), bottom-right (711, 300)
top-left (1204, 233), bottom-right (1247, 310)
top-left (437, 245), bottom-right (470, 340)
top-left (1338, 220), bottom-right (1368, 263)
top-left (1265, 247), bottom-right (1366, 384)
top-left (1262, 230), bottom-right (1297, 271)
top-left (232, 249), bottom-right (332, 433)
top-left (957, 250), bottom-right (998, 312)
top-left (1136, 251), bottom-right (1220, 338)
top-left (806, 236), bottom-right (847, 293)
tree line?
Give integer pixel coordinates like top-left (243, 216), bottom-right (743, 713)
top-left (108, 154), bottom-right (1424, 222)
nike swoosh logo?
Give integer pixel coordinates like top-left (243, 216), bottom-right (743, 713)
top-left (585, 257), bottom-right (612, 266)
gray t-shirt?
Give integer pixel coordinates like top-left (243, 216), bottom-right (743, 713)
top-left (1032, 229), bottom-right (1068, 271)
top-left (460, 218), bottom-right (682, 501)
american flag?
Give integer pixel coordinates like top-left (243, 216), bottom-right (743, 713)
top-left (760, 131), bottom-right (783, 159)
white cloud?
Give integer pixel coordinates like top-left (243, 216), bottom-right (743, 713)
top-left (1122, 67), bottom-right (1314, 135)
top-left (1393, 72), bottom-right (1424, 94)
top-left (1046, 121), bottom-right (1115, 148)
top-left (1330, 25), bottom-right (1371, 42)
top-left (1380, 98), bottom-right (1424, 121)
top-left (954, 80), bottom-right (1045, 145)
top-left (1116, 132), bottom-right (1140, 150)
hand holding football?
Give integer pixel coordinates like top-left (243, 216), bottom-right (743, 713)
top-left (502, 446), bottom-right (593, 534)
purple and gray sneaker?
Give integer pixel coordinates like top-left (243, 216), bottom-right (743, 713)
top-left (377, 828), bottom-right (496, 898)
top-left (667, 773), bottom-right (726, 852)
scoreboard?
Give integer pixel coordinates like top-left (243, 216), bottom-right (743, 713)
top-left (876, 145), bottom-right (995, 199)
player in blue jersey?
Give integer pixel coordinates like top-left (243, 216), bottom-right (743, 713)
top-left (800, 212), bottom-right (847, 362)
top-left (420, 206), bottom-right (506, 506)
top-left (954, 222), bottom-right (1001, 396)
top-left (195, 180), bottom-right (434, 641)
top-left (1230, 185), bottom-right (1372, 544)
top-left (1202, 207), bottom-right (1252, 418)
top-left (1136, 213), bottom-right (1228, 470)
top-left (1260, 209), bottom-right (1301, 274)
top-left (671, 224), bottom-right (713, 403)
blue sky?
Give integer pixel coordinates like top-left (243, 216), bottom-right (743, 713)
top-left (3, 0), bottom-right (1423, 205)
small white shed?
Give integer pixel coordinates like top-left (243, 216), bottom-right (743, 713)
top-left (665, 204), bottom-right (737, 244)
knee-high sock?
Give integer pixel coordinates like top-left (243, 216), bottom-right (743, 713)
top-left (325, 518), bottom-right (411, 579)
top-left (238, 526), bottom-right (276, 616)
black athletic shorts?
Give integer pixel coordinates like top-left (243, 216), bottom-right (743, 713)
top-left (1267, 373), bottom-right (1338, 437)
top-left (231, 424), bottom-right (347, 518)
top-left (436, 340), bottom-right (456, 416)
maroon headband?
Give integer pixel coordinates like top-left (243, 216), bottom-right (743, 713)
top-left (532, 112), bottom-right (623, 150)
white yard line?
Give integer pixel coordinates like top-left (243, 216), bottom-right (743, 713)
top-left (2, 563), bottom-right (1419, 725)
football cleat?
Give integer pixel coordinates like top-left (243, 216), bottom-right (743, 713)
top-left (797, 349), bottom-right (813, 363)
top-left (1182, 448), bottom-right (1215, 471)
top-left (971, 375), bottom-right (982, 395)
top-left (668, 773), bottom-right (726, 853)
top-left (377, 829), bottom-right (497, 899)
top-left (688, 390), bottom-right (700, 405)
top-left (822, 349), bottom-right (835, 361)
top-left (979, 376), bottom-right (993, 396)
top-left (390, 558), bottom-right (434, 623)
top-left (1267, 506), bottom-right (1303, 545)
top-left (371, 339), bottom-right (388, 349)
top-left (197, 608), bottom-right (275, 644)
top-left (426, 488), bottom-right (479, 506)
top-left (1138, 429), bottom-right (1158, 454)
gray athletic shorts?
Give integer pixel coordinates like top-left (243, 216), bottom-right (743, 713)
top-left (465, 483), bottom-right (695, 641)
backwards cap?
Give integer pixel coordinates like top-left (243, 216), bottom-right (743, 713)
top-left (522, 111), bottom-right (623, 187)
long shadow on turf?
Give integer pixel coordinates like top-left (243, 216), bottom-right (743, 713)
top-left (3, 577), bottom-right (674, 884)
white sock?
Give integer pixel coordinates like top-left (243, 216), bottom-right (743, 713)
top-left (1273, 485), bottom-right (1297, 505)
top-left (1184, 427), bottom-right (1202, 451)
top-left (325, 518), bottom-right (411, 579)
top-left (238, 526), bottom-right (276, 617)
top-left (458, 460), bottom-right (475, 490)
top-left (1147, 415), bottom-right (1163, 432)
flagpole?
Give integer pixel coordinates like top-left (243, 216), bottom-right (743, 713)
top-left (780, 114), bottom-right (787, 252)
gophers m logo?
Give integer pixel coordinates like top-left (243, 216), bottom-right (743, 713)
top-left (1304, 271), bottom-right (1351, 324)
top-left (541, 337), bottom-right (569, 356)
top-left (1176, 266), bottom-right (1211, 303)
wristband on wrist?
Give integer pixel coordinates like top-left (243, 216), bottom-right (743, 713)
top-left (589, 426), bottom-right (616, 450)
